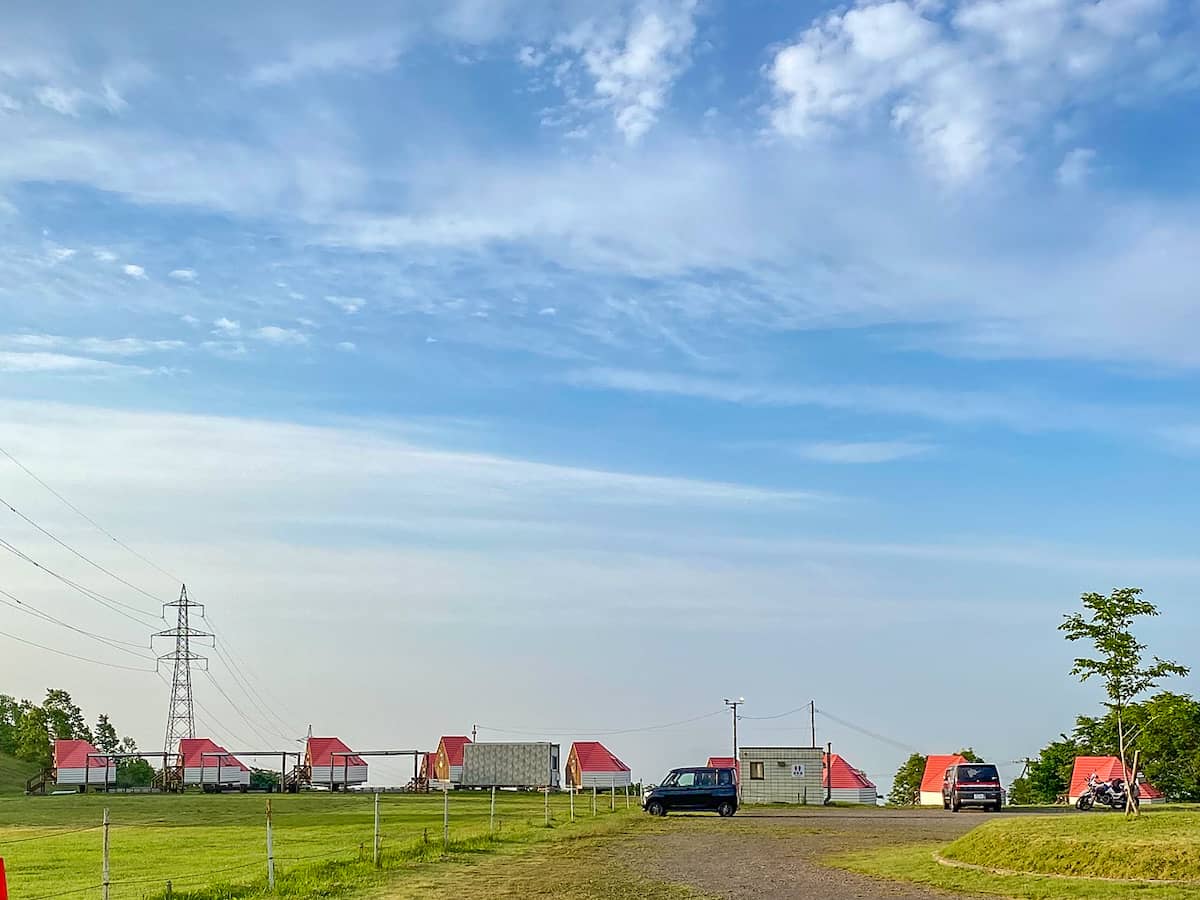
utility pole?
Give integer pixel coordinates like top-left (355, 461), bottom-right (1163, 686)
top-left (472, 723), bottom-right (477, 743)
top-left (723, 697), bottom-right (744, 763)
top-left (153, 585), bottom-right (212, 755)
top-left (810, 700), bottom-right (816, 748)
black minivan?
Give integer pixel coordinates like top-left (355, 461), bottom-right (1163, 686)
top-left (643, 766), bottom-right (738, 817)
top-left (942, 762), bottom-right (1003, 812)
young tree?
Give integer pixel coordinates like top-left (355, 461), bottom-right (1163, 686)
top-left (42, 689), bottom-right (92, 742)
top-left (955, 747), bottom-right (982, 763)
top-left (15, 704), bottom-right (52, 767)
top-left (0, 694), bottom-right (21, 754)
top-left (1060, 587), bottom-right (1189, 813)
top-left (888, 753), bottom-right (926, 806)
top-left (94, 715), bottom-right (121, 755)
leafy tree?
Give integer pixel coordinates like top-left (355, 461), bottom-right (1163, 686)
top-left (42, 689), bottom-right (92, 742)
top-left (114, 735), bottom-right (153, 787)
top-left (888, 753), bottom-right (926, 806)
top-left (251, 768), bottom-right (280, 791)
top-left (0, 694), bottom-right (20, 754)
top-left (1060, 587), bottom-right (1189, 814)
top-left (1007, 775), bottom-right (1036, 805)
top-left (15, 704), bottom-right (52, 767)
top-left (94, 715), bottom-right (121, 755)
top-left (955, 747), bottom-right (982, 763)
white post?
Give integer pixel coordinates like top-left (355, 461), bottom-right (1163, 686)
top-left (490, 786), bottom-right (496, 834)
top-left (266, 799), bottom-right (275, 891)
top-left (544, 786), bottom-right (550, 826)
top-left (625, 783), bottom-right (629, 809)
top-left (102, 808), bottom-right (110, 900)
top-left (592, 785), bottom-right (597, 816)
top-left (570, 785), bottom-right (575, 822)
top-left (611, 775), bottom-right (615, 812)
top-left (373, 792), bottom-right (381, 868)
top-left (442, 787), bottom-right (449, 852)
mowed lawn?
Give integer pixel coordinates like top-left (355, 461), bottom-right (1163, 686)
top-left (0, 790), bottom-right (642, 899)
top-left (834, 807), bottom-right (1200, 899)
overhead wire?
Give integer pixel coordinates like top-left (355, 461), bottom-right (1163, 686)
top-left (201, 669), bottom-right (280, 748)
top-left (477, 708), bottom-right (726, 738)
top-left (0, 492), bottom-right (169, 608)
top-left (0, 626), bottom-right (156, 672)
top-left (0, 535), bottom-right (161, 627)
top-left (0, 585), bottom-right (155, 660)
top-left (201, 607), bottom-right (305, 730)
top-left (0, 443), bottom-right (181, 583)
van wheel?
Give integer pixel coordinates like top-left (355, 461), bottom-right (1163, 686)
top-left (951, 793), bottom-right (961, 812)
top-left (717, 801), bottom-right (735, 818)
top-left (647, 801), bottom-right (665, 817)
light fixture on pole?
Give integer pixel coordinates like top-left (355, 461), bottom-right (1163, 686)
top-left (723, 697), bottom-right (744, 763)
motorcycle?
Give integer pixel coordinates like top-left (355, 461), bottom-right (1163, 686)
top-left (1076, 772), bottom-right (1140, 810)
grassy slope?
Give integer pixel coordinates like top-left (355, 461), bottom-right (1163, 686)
top-left (0, 791), bottom-right (648, 900)
top-left (0, 752), bottom-right (38, 794)
top-left (832, 808), bottom-right (1200, 900)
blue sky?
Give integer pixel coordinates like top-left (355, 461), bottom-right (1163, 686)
top-left (1, 0), bottom-right (1198, 788)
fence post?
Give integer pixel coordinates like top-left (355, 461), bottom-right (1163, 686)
top-left (373, 791), bottom-right (381, 868)
top-left (611, 776), bottom-right (615, 812)
top-left (592, 785), bottom-right (597, 816)
top-left (101, 808), bottom-right (110, 900)
top-left (1, 856), bottom-right (8, 900)
top-left (570, 785), bottom-right (575, 822)
top-left (165, 879), bottom-right (172, 900)
top-left (544, 787), bottom-right (549, 827)
top-left (490, 786), bottom-right (496, 834)
top-left (442, 787), bottom-right (449, 853)
top-left (266, 798), bottom-right (276, 891)
top-left (625, 783), bottom-right (629, 809)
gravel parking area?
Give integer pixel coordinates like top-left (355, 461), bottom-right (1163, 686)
top-left (623, 807), bottom-right (1041, 899)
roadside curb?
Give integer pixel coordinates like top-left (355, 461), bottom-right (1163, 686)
top-left (932, 851), bottom-right (1200, 886)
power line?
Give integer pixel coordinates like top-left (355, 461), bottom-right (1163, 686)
top-left (816, 708), bottom-right (922, 755)
top-left (0, 443), bottom-right (181, 583)
top-left (201, 669), bottom-right (279, 748)
top-left (0, 586), bottom-right (155, 660)
top-left (0, 535), bottom-right (161, 627)
top-left (208, 643), bottom-right (297, 741)
top-left (0, 493), bottom-right (169, 608)
top-left (0, 625), bottom-right (156, 672)
top-left (741, 702), bottom-right (814, 721)
top-left (477, 709), bottom-right (726, 738)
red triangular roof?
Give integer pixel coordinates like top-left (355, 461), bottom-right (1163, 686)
top-left (307, 736), bottom-right (366, 767)
top-left (824, 753), bottom-right (876, 789)
top-left (1069, 756), bottom-right (1163, 799)
top-left (439, 736), bottom-right (471, 767)
top-left (920, 754), bottom-right (967, 793)
top-left (54, 739), bottom-right (109, 769)
top-left (571, 741), bottom-right (630, 773)
top-left (179, 738), bottom-right (248, 771)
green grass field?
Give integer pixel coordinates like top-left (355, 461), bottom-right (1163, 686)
top-left (0, 790), bottom-right (645, 899)
top-left (833, 808), bottom-right (1200, 899)
top-left (0, 753), bottom-right (39, 795)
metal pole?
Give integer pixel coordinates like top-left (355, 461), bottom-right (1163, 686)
top-left (266, 799), bottom-right (276, 890)
top-left (101, 808), bottom-right (110, 900)
top-left (490, 786), bottom-right (496, 834)
top-left (373, 792), bottom-right (381, 868)
top-left (570, 785), bottom-right (575, 822)
top-left (610, 775), bottom-right (615, 811)
top-left (825, 742), bottom-right (833, 806)
top-left (442, 786), bottom-right (449, 852)
top-left (811, 700), bottom-right (816, 748)
top-left (592, 785), bottom-right (597, 816)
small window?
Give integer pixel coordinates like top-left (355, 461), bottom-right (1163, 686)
top-left (696, 770), bottom-right (716, 787)
top-left (749, 761), bottom-right (765, 780)
top-left (718, 769), bottom-right (733, 785)
top-left (676, 771), bottom-right (696, 787)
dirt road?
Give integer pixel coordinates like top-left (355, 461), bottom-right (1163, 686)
top-left (624, 807), bottom-right (1025, 899)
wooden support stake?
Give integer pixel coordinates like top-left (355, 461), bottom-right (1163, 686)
top-left (373, 792), bottom-right (381, 867)
top-left (101, 808), bottom-right (110, 900)
top-left (442, 787), bottom-right (449, 852)
top-left (266, 799), bottom-right (276, 891)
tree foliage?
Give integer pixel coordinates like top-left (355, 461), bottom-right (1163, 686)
top-left (888, 753), bottom-right (926, 806)
top-left (955, 747), bottom-right (982, 763)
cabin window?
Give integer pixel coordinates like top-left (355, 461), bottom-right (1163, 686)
top-left (749, 761), bottom-right (765, 780)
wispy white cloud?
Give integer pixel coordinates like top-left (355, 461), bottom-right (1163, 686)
top-left (0, 351), bottom-right (147, 375)
top-left (0, 333), bottom-right (184, 357)
top-left (248, 31), bottom-right (409, 84)
top-left (1057, 147), bottom-right (1097, 187)
top-left (122, 263), bottom-right (146, 279)
top-left (766, 0), bottom-right (1192, 180)
top-left (325, 295), bottom-right (365, 314)
top-left (789, 440), bottom-right (934, 464)
top-left (253, 325), bottom-right (309, 345)
top-left (212, 318), bottom-right (241, 336)
top-left (92, 249), bottom-right (118, 262)
top-left (336, 341), bottom-right (357, 352)
top-left (168, 268), bottom-right (197, 282)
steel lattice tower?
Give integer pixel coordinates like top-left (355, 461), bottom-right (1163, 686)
top-left (153, 585), bottom-right (213, 754)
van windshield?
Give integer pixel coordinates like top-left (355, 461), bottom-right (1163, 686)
top-left (956, 765), bottom-right (999, 783)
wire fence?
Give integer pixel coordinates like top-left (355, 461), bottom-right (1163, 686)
top-left (0, 786), bottom-right (639, 900)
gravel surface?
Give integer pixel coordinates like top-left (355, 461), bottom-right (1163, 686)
top-left (623, 807), bottom-right (1021, 899)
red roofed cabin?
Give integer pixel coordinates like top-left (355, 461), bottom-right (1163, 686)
top-left (54, 739), bottom-right (116, 791)
top-left (179, 738), bottom-right (249, 791)
top-left (567, 742), bottom-right (631, 789)
top-left (1069, 756), bottom-right (1164, 805)
top-left (823, 753), bottom-right (877, 804)
top-left (920, 754), bottom-right (967, 806)
top-left (434, 736), bottom-right (471, 786)
top-left (307, 737), bottom-right (368, 790)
